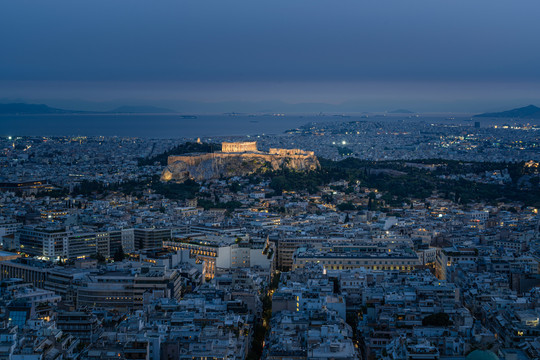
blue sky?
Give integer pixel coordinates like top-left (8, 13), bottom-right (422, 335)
top-left (1, 0), bottom-right (540, 112)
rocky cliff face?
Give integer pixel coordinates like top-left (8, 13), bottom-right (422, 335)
top-left (161, 152), bottom-right (320, 182)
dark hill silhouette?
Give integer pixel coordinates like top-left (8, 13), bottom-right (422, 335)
top-left (0, 103), bottom-right (76, 114)
top-left (0, 102), bottom-right (176, 115)
top-left (474, 105), bottom-right (540, 119)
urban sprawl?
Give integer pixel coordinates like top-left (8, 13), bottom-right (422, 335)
top-left (0, 117), bottom-right (539, 360)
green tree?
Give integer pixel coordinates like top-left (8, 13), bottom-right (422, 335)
top-left (113, 247), bottom-right (126, 262)
top-left (95, 253), bottom-right (106, 263)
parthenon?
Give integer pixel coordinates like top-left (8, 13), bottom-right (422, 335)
top-left (221, 141), bottom-right (258, 153)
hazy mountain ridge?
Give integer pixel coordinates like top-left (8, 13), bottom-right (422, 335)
top-left (0, 103), bottom-right (79, 114)
top-left (475, 105), bottom-right (540, 119)
top-left (0, 102), bottom-right (175, 115)
top-left (5, 101), bottom-right (540, 117)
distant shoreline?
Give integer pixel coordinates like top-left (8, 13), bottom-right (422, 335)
top-left (1, 113), bottom-right (536, 139)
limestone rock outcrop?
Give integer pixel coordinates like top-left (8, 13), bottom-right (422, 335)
top-left (161, 142), bottom-right (319, 182)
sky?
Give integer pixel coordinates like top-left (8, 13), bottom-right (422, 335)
top-left (1, 0), bottom-right (540, 112)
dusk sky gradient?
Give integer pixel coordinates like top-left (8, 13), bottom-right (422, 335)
top-left (1, 0), bottom-right (540, 112)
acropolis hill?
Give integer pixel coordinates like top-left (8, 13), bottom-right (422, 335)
top-left (161, 142), bottom-right (320, 182)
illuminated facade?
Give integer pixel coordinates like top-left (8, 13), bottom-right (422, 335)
top-left (164, 236), bottom-right (274, 279)
top-left (221, 141), bottom-right (258, 153)
top-left (435, 247), bottom-right (478, 280)
top-left (293, 245), bottom-right (419, 272)
top-left (17, 226), bottom-right (97, 260)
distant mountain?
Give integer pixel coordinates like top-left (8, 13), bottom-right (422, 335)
top-left (389, 109), bottom-right (414, 114)
top-left (474, 105), bottom-right (540, 119)
top-left (108, 105), bottom-right (175, 114)
top-left (0, 103), bottom-right (77, 114)
top-left (0, 102), bottom-right (178, 115)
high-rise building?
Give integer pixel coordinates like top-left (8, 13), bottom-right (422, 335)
top-left (133, 228), bottom-right (171, 251)
top-left (17, 226), bottom-right (69, 259)
top-left (17, 226), bottom-right (98, 260)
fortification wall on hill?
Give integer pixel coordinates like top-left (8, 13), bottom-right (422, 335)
top-left (269, 148), bottom-right (315, 157)
top-left (168, 151), bottom-right (315, 165)
top-left (167, 153), bottom-right (215, 166)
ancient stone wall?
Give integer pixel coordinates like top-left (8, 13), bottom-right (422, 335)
top-left (167, 153), bottom-right (214, 166)
top-left (269, 148), bottom-right (315, 157)
top-left (222, 142), bottom-right (258, 153)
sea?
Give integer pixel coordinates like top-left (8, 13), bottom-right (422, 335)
top-left (0, 113), bottom-right (500, 139)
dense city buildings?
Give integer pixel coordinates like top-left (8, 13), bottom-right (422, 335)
top-left (0, 123), bottom-right (539, 359)
top-left (3, 0), bottom-right (540, 357)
